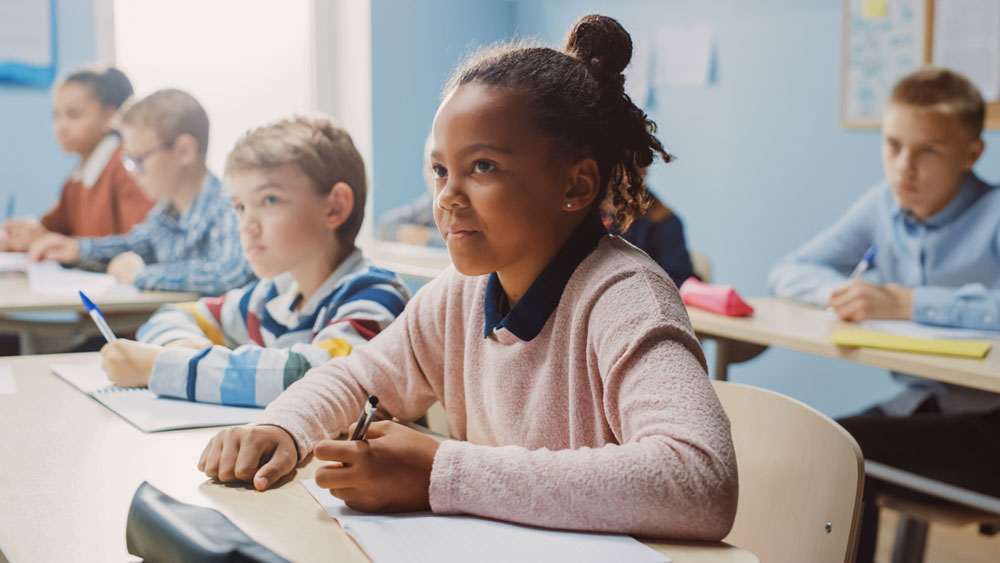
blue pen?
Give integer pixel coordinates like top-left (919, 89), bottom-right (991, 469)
top-left (79, 291), bottom-right (117, 343)
top-left (849, 245), bottom-right (878, 280)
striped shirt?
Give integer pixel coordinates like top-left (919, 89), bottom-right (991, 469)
top-left (137, 248), bottom-right (410, 407)
top-left (76, 171), bottom-right (254, 295)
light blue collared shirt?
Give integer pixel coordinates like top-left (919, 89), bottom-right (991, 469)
top-left (768, 172), bottom-right (1000, 415)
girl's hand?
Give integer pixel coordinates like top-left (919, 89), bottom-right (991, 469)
top-left (100, 339), bottom-right (163, 387)
top-left (313, 421), bottom-right (441, 513)
top-left (107, 251), bottom-right (145, 284)
top-left (4, 218), bottom-right (48, 251)
top-left (198, 425), bottom-right (299, 491)
top-left (828, 280), bottom-right (913, 322)
top-left (27, 233), bottom-right (80, 263)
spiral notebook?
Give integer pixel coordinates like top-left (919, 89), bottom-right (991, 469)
top-left (51, 363), bottom-right (263, 432)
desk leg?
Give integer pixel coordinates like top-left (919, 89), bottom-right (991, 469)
top-left (18, 330), bottom-right (36, 355)
top-left (714, 338), bottom-right (733, 381)
top-left (704, 337), bottom-right (768, 382)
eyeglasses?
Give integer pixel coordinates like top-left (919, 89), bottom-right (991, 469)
top-left (120, 143), bottom-right (172, 174)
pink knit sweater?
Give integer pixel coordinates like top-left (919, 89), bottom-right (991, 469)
top-left (254, 235), bottom-right (738, 540)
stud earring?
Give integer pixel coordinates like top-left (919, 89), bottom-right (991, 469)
top-left (566, 202), bottom-right (572, 208)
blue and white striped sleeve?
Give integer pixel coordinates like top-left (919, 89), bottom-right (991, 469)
top-left (146, 271), bottom-right (410, 407)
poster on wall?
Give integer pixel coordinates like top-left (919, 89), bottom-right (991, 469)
top-left (0, 0), bottom-right (56, 88)
top-left (841, 0), bottom-right (926, 128)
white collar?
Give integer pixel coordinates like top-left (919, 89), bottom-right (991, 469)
top-left (69, 134), bottom-right (120, 188)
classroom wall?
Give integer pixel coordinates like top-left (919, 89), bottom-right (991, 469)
top-left (0, 0), bottom-right (100, 218)
top-left (369, 0), bottom-right (515, 221)
top-left (512, 0), bottom-right (1000, 417)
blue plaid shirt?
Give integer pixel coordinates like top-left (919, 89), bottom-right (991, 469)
top-left (78, 172), bottom-right (254, 296)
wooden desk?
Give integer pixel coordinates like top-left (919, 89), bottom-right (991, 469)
top-left (0, 273), bottom-right (196, 314)
top-left (0, 274), bottom-right (197, 353)
top-left (0, 353), bottom-right (756, 562)
top-left (688, 298), bottom-right (1000, 394)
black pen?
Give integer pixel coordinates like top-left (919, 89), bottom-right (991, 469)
top-left (350, 395), bottom-right (379, 440)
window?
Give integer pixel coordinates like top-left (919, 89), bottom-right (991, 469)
top-left (112, 0), bottom-right (314, 174)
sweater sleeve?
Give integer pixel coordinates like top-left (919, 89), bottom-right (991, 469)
top-left (147, 277), bottom-right (411, 407)
top-left (426, 271), bottom-right (738, 540)
top-left (250, 272), bottom-right (449, 456)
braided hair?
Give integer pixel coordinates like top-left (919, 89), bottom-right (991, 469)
top-left (444, 14), bottom-right (671, 231)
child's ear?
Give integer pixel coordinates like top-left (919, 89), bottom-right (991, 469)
top-left (965, 138), bottom-right (985, 170)
top-left (173, 133), bottom-right (200, 166)
top-left (325, 182), bottom-right (355, 230)
top-left (562, 157), bottom-right (600, 211)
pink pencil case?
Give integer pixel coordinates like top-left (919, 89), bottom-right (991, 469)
top-left (678, 278), bottom-right (754, 317)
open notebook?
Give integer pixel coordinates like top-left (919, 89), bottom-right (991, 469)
top-left (51, 363), bottom-right (262, 432)
top-left (301, 479), bottom-right (670, 563)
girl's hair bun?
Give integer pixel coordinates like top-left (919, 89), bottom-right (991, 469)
top-left (564, 15), bottom-right (632, 90)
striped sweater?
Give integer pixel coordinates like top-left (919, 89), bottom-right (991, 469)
top-left (138, 249), bottom-right (410, 407)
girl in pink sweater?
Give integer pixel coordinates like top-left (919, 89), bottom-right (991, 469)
top-left (199, 14), bottom-right (738, 540)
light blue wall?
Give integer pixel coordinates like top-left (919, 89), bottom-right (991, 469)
top-left (0, 0), bottom-right (100, 218)
top-left (513, 0), bottom-right (1000, 417)
top-left (370, 0), bottom-right (515, 220)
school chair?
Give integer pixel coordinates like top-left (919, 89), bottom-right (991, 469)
top-left (422, 401), bottom-right (449, 436)
top-left (712, 380), bottom-right (864, 563)
top-left (866, 461), bottom-right (1000, 563)
top-left (690, 249), bottom-right (711, 283)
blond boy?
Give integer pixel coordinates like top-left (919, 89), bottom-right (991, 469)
top-left (769, 68), bottom-right (998, 562)
top-left (29, 88), bottom-right (253, 295)
top-left (99, 116), bottom-right (409, 408)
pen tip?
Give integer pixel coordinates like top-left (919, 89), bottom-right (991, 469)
top-left (79, 291), bottom-right (95, 311)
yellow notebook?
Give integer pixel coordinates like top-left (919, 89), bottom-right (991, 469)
top-left (831, 329), bottom-right (992, 359)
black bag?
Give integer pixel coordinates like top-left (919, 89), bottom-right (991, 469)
top-left (125, 481), bottom-right (289, 563)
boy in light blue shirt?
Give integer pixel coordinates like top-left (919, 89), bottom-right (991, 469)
top-left (768, 68), bottom-right (998, 563)
top-left (29, 89), bottom-right (254, 296)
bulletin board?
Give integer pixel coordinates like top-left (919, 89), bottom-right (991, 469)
top-left (842, 0), bottom-right (1000, 129)
top-left (0, 0), bottom-right (57, 88)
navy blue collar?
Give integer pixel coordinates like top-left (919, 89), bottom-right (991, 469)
top-left (483, 213), bottom-right (608, 341)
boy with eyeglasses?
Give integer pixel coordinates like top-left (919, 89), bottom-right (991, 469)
top-left (29, 89), bottom-right (254, 296)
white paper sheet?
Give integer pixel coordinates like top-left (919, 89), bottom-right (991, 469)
top-left (0, 252), bottom-right (27, 273)
top-left (654, 25), bottom-right (714, 87)
top-left (0, 366), bottom-right (16, 396)
top-left (806, 308), bottom-right (1000, 340)
top-left (26, 261), bottom-right (138, 298)
top-left (0, 0), bottom-right (52, 66)
top-left (51, 363), bottom-right (262, 432)
top-left (859, 319), bottom-right (1000, 341)
top-left (302, 479), bottom-right (670, 563)
top-left (932, 0), bottom-right (1000, 102)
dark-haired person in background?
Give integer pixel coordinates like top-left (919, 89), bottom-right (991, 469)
top-left (607, 190), bottom-right (697, 287)
top-left (1, 65), bottom-right (154, 251)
